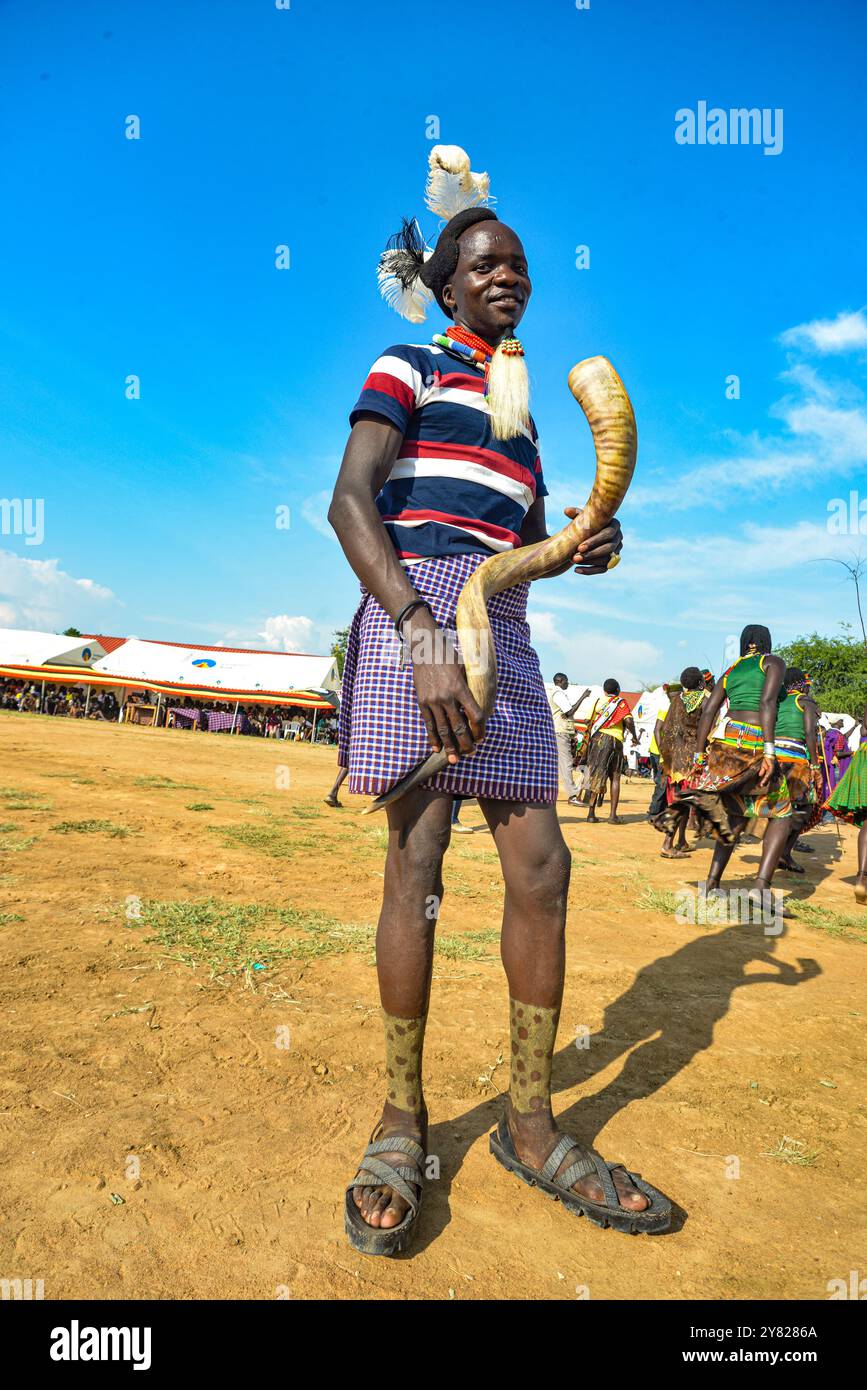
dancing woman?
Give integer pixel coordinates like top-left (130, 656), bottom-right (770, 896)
top-left (825, 704), bottom-right (867, 904)
top-left (680, 625), bottom-right (790, 902)
top-left (330, 147), bottom-right (670, 1254)
top-left (583, 679), bottom-right (637, 823)
top-left (652, 666), bottom-right (707, 858)
top-left (774, 668), bottom-right (822, 874)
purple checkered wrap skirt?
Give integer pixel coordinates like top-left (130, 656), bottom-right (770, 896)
top-left (337, 554), bottom-right (558, 802)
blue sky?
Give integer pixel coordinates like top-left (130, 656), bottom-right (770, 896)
top-left (1, 0), bottom-right (866, 686)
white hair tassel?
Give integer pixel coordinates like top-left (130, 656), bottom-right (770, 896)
top-left (486, 334), bottom-right (530, 441)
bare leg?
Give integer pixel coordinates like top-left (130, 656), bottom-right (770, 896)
top-left (754, 818), bottom-right (794, 891)
top-left (608, 771), bottom-right (622, 822)
top-left (351, 787), bottom-right (452, 1230)
top-left (480, 798), bottom-right (648, 1213)
top-left (706, 817), bottom-right (747, 890)
top-left (855, 822), bottom-right (867, 904)
top-left (325, 766), bottom-right (349, 806)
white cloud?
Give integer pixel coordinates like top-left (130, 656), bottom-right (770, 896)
top-left (529, 606), bottom-right (662, 687)
top-left (0, 549), bottom-right (115, 631)
top-left (627, 350), bottom-right (867, 511)
top-left (627, 520), bottom-right (861, 589)
top-left (302, 490), bottom-right (338, 543)
top-left (257, 615), bottom-right (320, 652)
top-left (780, 309), bottom-right (867, 355)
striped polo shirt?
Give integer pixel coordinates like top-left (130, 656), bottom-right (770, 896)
top-left (349, 339), bottom-right (547, 560)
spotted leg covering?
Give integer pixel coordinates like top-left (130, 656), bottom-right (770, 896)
top-left (508, 998), bottom-right (560, 1114)
top-left (383, 1009), bottom-right (427, 1111)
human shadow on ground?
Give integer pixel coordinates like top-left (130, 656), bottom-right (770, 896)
top-left (410, 922), bottom-right (820, 1254)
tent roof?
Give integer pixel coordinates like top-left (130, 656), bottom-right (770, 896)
top-left (92, 637), bottom-right (338, 696)
top-left (0, 628), bottom-right (106, 667)
top-left (83, 632), bottom-right (334, 662)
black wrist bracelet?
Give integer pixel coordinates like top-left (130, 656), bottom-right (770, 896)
top-left (394, 598), bottom-right (432, 634)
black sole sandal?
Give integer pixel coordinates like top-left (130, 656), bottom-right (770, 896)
top-left (489, 1117), bottom-right (671, 1235)
top-left (344, 1133), bottom-right (425, 1257)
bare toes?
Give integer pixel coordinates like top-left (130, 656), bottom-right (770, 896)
top-left (612, 1169), bottom-right (649, 1211)
top-left (379, 1202), bottom-right (404, 1230)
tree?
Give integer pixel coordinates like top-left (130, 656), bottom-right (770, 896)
top-left (62, 627), bottom-right (82, 637)
top-left (775, 628), bottom-right (867, 717)
top-left (331, 627), bottom-right (350, 678)
top-left (809, 552), bottom-right (867, 647)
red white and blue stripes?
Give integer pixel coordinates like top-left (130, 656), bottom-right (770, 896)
top-left (350, 339), bottom-right (547, 560)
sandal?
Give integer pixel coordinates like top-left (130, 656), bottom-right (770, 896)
top-left (489, 1116), bottom-right (671, 1235)
top-left (344, 1129), bottom-right (425, 1256)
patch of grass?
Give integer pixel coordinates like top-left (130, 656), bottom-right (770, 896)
top-left (186, 803), bottom-right (214, 812)
top-left (443, 872), bottom-right (484, 899)
top-left (53, 820), bottom-right (134, 838)
top-left (209, 823), bottom-right (295, 857)
top-left (40, 772), bottom-right (96, 784)
top-left (0, 912), bottom-right (24, 925)
top-left (361, 826), bottom-right (389, 852)
top-left (134, 775), bottom-right (201, 791)
top-left (134, 897), bottom-right (502, 979)
top-left (762, 1136), bottom-right (820, 1167)
top-left (0, 835), bottom-right (37, 852)
top-left (632, 874), bottom-right (681, 916)
top-left (137, 897), bottom-right (375, 978)
top-left (788, 901), bottom-right (867, 945)
top-left (0, 788), bottom-right (52, 812)
top-left (0, 821), bottom-right (16, 833)
top-left (435, 929), bottom-right (499, 962)
top-left (290, 806), bottom-right (321, 821)
top-left (51, 818), bottom-right (128, 839)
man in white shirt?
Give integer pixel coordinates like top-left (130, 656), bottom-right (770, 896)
top-left (549, 674), bottom-right (590, 804)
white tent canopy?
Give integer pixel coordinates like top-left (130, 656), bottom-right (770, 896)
top-left (93, 639), bottom-right (339, 697)
top-left (0, 628), bottom-right (106, 667)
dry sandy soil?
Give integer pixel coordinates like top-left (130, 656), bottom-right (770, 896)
top-left (1, 710), bottom-right (865, 1302)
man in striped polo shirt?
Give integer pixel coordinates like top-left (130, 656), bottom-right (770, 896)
top-left (332, 203), bottom-right (670, 1253)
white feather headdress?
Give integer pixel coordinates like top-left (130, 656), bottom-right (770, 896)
top-left (376, 145), bottom-right (494, 323)
top-left (424, 145), bottom-right (492, 222)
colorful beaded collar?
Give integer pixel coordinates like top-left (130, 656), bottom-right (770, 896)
top-left (432, 324), bottom-right (524, 377)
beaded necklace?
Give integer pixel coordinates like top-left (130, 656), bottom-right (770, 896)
top-left (432, 323), bottom-right (525, 388)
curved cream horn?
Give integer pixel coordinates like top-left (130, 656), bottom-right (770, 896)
top-left (362, 355), bottom-right (637, 814)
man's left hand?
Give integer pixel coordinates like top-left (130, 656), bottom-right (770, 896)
top-left (563, 508), bottom-right (623, 575)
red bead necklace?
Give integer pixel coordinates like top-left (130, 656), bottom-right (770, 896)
top-left (445, 323), bottom-right (495, 362)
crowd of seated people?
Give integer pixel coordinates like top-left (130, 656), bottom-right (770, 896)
top-left (0, 679), bottom-right (338, 743)
top-left (0, 678), bottom-right (119, 720)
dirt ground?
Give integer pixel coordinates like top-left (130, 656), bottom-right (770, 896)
top-left (1, 710), bottom-right (865, 1302)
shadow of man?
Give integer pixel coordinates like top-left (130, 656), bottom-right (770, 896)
top-left (551, 922), bottom-right (820, 1142)
top-left (415, 921), bottom-right (820, 1251)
